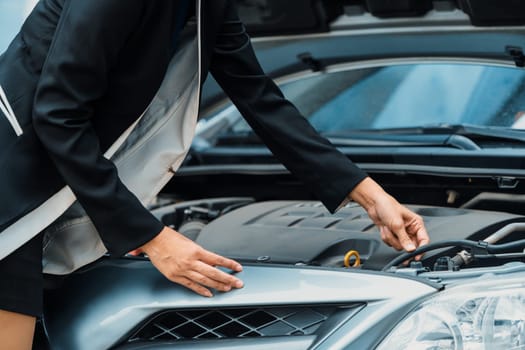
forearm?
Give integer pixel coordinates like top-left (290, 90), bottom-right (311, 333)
top-left (210, 1), bottom-right (368, 212)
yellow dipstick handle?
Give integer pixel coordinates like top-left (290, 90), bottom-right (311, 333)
top-left (344, 250), bottom-right (361, 268)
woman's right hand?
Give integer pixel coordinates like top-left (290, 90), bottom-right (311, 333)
top-left (138, 226), bottom-right (244, 297)
top-left (350, 177), bottom-right (429, 258)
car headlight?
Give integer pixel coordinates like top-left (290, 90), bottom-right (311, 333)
top-left (376, 274), bottom-right (525, 350)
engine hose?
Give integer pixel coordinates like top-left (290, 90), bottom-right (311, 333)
top-left (486, 238), bottom-right (525, 254)
top-left (382, 238), bottom-right (525, 271)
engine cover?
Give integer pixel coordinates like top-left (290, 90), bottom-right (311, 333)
top-left (195, 201), bottom-right (521, 269)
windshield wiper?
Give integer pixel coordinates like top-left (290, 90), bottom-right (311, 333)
top-left (323, 124), bottom-right (525, 150)
top-left (325, 133), bottom-right (480, 150)
top-left (214, 124), bottom-right (525, 150)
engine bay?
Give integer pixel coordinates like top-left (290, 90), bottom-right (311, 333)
top-left (151, 197), bottom-right (525, 272)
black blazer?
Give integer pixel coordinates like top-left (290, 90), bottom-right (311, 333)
top-left (0, 0), bottom-right (367, 256)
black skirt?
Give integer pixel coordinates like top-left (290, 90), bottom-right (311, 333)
top-left (0, 232), bottom-right (43, 317)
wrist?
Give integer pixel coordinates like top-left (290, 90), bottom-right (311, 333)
top-left (139, 226), bottom-right (170, 255)
top-left (349, 177), bottom-right (386, 211)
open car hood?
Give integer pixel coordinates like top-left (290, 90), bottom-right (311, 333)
top-left (201, 1), bottom-right (525, 109)
top-left (236, 0), bottom-right (525, 37)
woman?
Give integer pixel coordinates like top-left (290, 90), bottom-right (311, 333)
top-left (0, 0), bottom-right (428, 348)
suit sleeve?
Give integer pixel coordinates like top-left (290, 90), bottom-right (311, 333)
top-left (32, 0), bottom-right (164, 256)
top-left (209, 1), bottom-right (368, 213)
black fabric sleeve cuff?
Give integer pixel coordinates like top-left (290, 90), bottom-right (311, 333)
top-left (94, 204), bottom-right (165, 257)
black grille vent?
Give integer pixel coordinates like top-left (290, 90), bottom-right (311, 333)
top-left (129, 306), bottom-right (335, 342)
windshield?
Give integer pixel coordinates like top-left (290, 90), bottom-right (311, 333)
top-left (0, 1), bottom-right (36, 51)
top-left (209, 63), bottom-right (525, 137)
